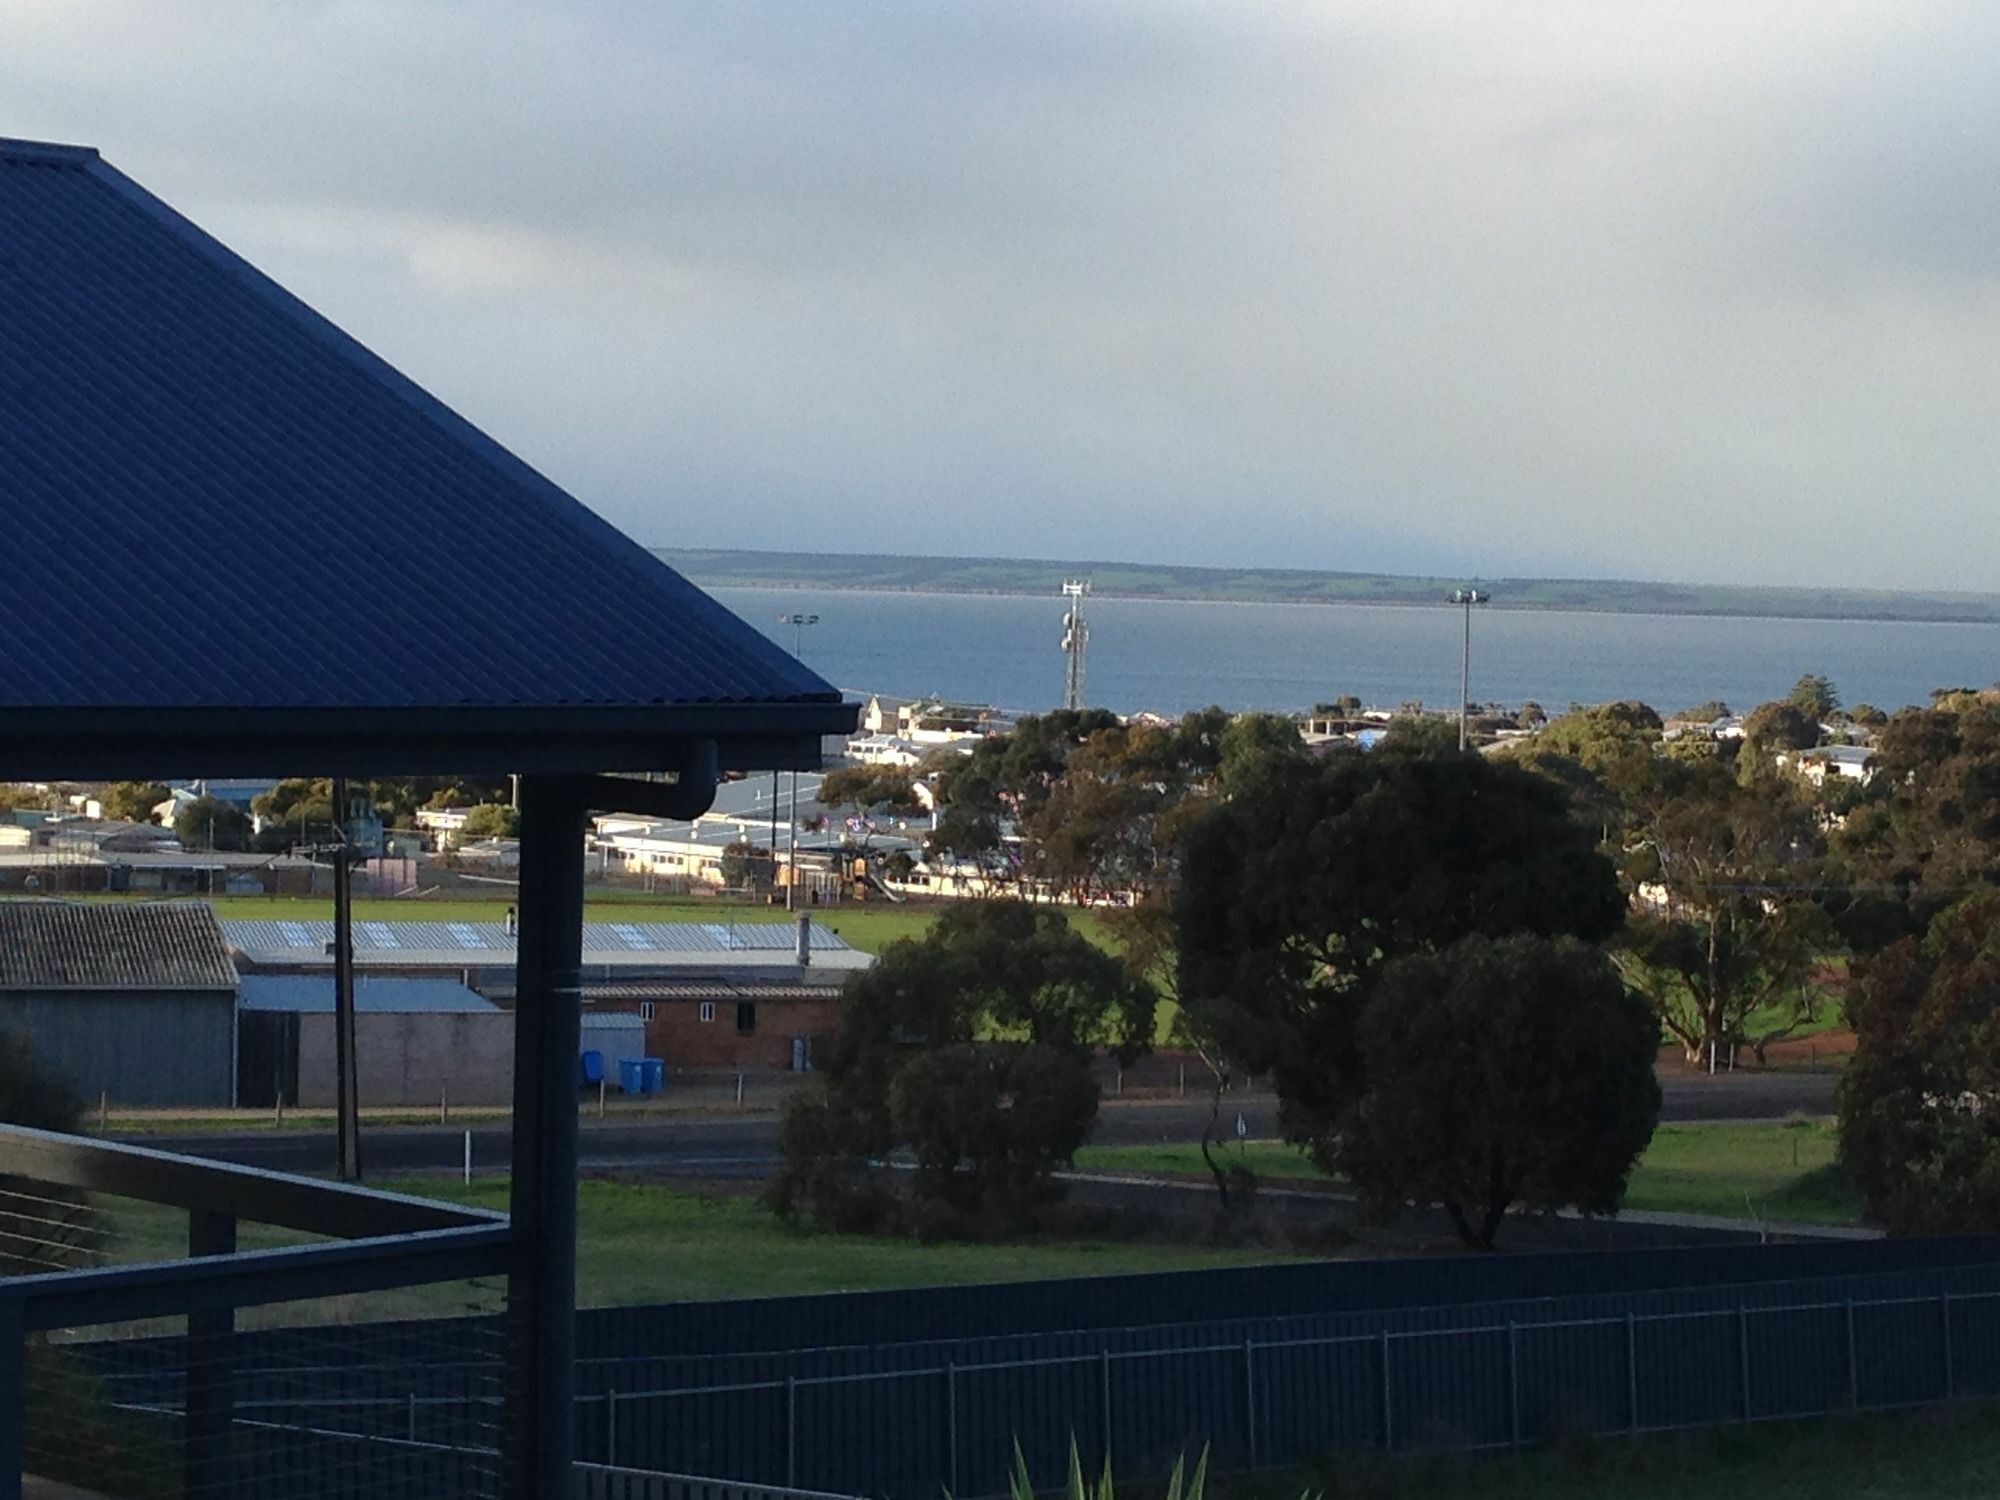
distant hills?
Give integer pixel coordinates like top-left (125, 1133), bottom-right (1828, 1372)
top-left (654, 548), bottom-right (2000, 627)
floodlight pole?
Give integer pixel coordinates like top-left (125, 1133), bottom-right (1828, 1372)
top-left (777, 613), bottom-right (819, 909)
top-left (1449, 589), bottom-right (1489, 752)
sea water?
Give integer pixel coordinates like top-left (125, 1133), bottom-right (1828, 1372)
top-left (707, 585), bottom-right (2000, 720)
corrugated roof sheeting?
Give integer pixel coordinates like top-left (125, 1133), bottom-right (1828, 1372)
top-left (220, 918), bottom-right (850, 958)
top-left (584, 982), bottom-right (843, 1003)
top-left (237, 974), bottom-right (500, 1014)
top-left (0, 899), bottom-right (238, 989)
top-left (0, 139), bottom-right (838, 713)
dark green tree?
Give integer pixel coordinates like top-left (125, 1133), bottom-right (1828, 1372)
top-left (1827, 698), bottom-right (2000, 950)
top-left (458, 803), bottom-right (519, 840)
top-left (888, 1043), bottom-right (1101, 1224)
top-left (719, 839), bottom-right (773, 891)
top-left (0, 784), bottom-right (50, 813)
top-left (1378, 714), bottom-right (1462, 756)
top-left (817, 766), bottom-right (924, 841)
top-left (769, 902), bottom-right (1154, 1232)
top-left (173, 796), bottom-right (251, 852)
top-left (1335, 934), bottom-right (1660, 1249)
top-left (1614, 758), bottom-right (1831, 1061)
top-left (98, 782), bottom-right (169, 824)
top-left (1788, 674), bottom-right (1841, 719)
top-left (1677, 701), bottom-right (1730, 723)
top-left (1174, 749), bottom-right (1623, 1152)
top-left (1743, 701), bottom-right (1821, 753)
top-left (1839, 892), bottom-right (2000, 1234)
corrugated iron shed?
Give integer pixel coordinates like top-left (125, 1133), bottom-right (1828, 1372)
top-left (221, 916), bottom-right (853, 960)
top-left (0, 136), bottom-right (853, 777)
top-left (237, 975), bottom-right (500, 1014)
top-left (0, 899), bottom-right (238, 990)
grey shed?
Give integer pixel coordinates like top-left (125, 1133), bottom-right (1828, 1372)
top-left (0, 900), bottom-right (240, 1107)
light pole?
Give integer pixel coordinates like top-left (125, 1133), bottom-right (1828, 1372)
top-left (776, 612), bottom-right (820, 908)
top-left (1449, 588), bottom-right (1489, 751)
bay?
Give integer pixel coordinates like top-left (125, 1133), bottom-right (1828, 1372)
top-left (707, 585), bottom-right (2000, 720)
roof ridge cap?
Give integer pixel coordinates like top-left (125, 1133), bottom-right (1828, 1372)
top-left (0, 137), bottom-right (100, 166)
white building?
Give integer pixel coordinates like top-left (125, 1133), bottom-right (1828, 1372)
top-left (1786, 745), bottom-right (1876, 786)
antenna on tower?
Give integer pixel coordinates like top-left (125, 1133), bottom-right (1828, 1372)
top-left (1060, 578), bottom-right (1090, 711)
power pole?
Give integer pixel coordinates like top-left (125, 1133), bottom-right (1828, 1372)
top-left (1061, 579), bottom-right (1090, 712)
top-left (330, 777), bottom-right (361, 1180)
top-left (1449, 589), bottom-right (1489, 751)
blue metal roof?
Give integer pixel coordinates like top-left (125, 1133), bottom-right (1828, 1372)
top-left (0, 138), bottom-right (840, 721)
top-left (238, 974), bottom-right (499, 1014)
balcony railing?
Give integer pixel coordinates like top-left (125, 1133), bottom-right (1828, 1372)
top-left (0, 1123), bottom-right (512, 1500)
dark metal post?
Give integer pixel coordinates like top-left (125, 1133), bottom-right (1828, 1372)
top-left (1625, 1313), bottom-right (1639, 1433)
top-left (1738, 1307), bottom-right (1752, 1422)
top-left (1099, 1349), bottom-right (1113, 1468)
top-left (1242, 1337), bottom-right (1258, 1469)
top-left (184, 1210), bottom-right (237, 1500)
top-left (1379, 1329), bottom-right (1393, 1450)
top-left (945, 1362), bottom-right (958, 1497)
top-left (1506, 1322), bottom-right (1521, 1447)
top-left (1845, 1299), bottom-right (1859, 1410)
top-left (331, 777), bottom-right (360, 1182)
top-left (1942, 1293), bottom-right (1956, 1400)
top-left (0, 1295), bottom-right (23, 1500)
top-left (1449, 588), bottom-right (1487, 751)
top-left (504, 776), bottom-right (587, 1500)
top-left (785, 1376), bottom-right (798, 1487)
top-left (1460, 594), bottom-right (1472, 750)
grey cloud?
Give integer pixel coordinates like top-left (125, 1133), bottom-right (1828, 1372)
top-left (2, 1), bottom-right (1996, 587)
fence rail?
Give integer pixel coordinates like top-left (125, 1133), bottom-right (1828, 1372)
top-left (100, 1275), bottom-right (2000, 1499)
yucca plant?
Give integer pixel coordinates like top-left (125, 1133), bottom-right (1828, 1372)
top-left (998, 1438), bottom-right (1211, 1500)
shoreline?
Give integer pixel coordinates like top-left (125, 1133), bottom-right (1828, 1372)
top-left (692, 578), bottom-right (2000, 632)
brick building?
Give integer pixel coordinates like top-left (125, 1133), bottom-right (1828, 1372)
top-left (223, 912), bottom-right (866, 1072)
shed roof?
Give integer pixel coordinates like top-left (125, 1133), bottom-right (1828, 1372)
top-left (0, 900), bottom-right (238, 991)
top-left (0, 138), bottom-right (851, 779)
top-left (219, 916), bottom-right (869, 973)
top-left (238, 975), bottom-right (499, 1014)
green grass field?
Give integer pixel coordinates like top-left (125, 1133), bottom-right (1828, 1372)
top-left (1075, 1119), bottom-right (1863, 1227)
top-left (87, 1177), bottom-right (1295, 1313)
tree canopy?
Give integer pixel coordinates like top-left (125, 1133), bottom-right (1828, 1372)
top-left (1840, 892), bottom-right (2000, 1234)
top-left (173, 796), bottom-right (251, 852)
top-left (1174, 748), bottom-right (1623, 1147)
top-left (1614, 755), bottom-right (1831, 1061)
top-left (458, 803), bottom-right (519, 840)
top-left (1787, 674), bottom-right (1841, 720)
top-left (1335, 934), bottom-right (1660, 1248)
top-left (99, 781), bottom-right (169, 823)
top-left (770, 902), bottom-right (1155, 1233)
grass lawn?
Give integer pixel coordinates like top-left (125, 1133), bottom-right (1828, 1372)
top-left (1074, 1119), bottom-right (1864, 1227)
top-left (83, 1177), bottom-right (1296, 1315)
top-left (438, 1178), bottom-right (1293, 1303)
top-left (1256, 1406), bottom-right (2000, 1499)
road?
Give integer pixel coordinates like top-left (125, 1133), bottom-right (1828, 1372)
top-left (137, 1067), bottom-right (1836, 1180)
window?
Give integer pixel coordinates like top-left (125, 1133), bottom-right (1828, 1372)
top-left (639, 1002), bottom-right (656, 1022)
top-left (699, 1001), bottom-right (715, 1023)
top-left (736, 1001), bottom-right (757, 1034)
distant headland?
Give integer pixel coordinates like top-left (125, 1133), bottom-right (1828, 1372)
top-left (655, 548), bottom-right (2000, 627)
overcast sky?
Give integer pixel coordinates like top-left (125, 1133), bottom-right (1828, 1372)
top-left (6, 2), bottom-right (1996, 590)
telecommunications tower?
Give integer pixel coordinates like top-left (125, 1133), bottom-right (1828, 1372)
top-left (1060, 579), bottom-right (1090, 711)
